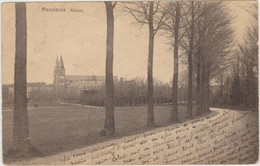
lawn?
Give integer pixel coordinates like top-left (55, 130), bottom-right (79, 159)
top-left (2, 103), bottom-right (197, 163)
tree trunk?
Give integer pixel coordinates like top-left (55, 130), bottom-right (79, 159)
top-left (147, 2), bottom-right (155, 127)
top-left (196, 17), bottom-right (202, 116)
top-left (226, 77), bottom-right (229, 104)
top-left (103, 1), bottom-right (115, 136)
top-left (187, 2), bottom-right (195, 118)
top-left (205, 67), bottom-right (210, 112)
top-left (200, 57), bottom-right (206, 113)
top-left (13, 2), bottom-right (30, 154)
top-left (196, 59), bottom-right (201, 115)
top-left (171, 2), bottom-right (180, 122)
top-left (220, 75), bottom-right (223, 105)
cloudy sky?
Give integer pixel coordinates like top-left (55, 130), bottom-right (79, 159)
top-left (1, 1), bottom-right (257, 84)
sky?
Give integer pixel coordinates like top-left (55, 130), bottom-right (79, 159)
top-left (1, 1), bottom-right (258, 85)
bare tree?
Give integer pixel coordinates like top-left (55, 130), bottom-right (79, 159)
top-left (237, 3), bottom-right (258, 108)
top-left (123, 2), bottom-right (170, 126)
top-left (186, 2), bottom-right (196, 118)
top-left (179, 2), bottom-right (198, 118)
top-left (13, 2), bottom-right (30, 154)
top-left (179, 1), bottom-right (233, 114)
top-left (101, 1), bottom-right (117, 136)
top-left (162, 2), bottom-right (185, 122)
top-left (171, 2), bottom-right (181, 122)
top-left (196, 2), bottom-right (233, 113)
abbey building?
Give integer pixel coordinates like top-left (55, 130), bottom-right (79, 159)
top-left (53, 55), bottom-right (108, 91)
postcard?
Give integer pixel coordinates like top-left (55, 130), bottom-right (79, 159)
top-left (1, 0), bottom-right (259, 165)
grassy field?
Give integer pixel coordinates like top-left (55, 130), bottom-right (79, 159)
top-left (2, 103), bottom-right (197, 163)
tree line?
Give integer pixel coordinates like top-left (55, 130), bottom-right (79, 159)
top-left (117, 1), bottom-right (235, 130)
top-left (211, 4), bottom-right (258, 109)
top-left (79, 78), bottom-right (173, 107)
top-left (26, 78), bottom-right (190, 107)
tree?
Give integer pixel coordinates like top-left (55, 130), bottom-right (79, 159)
top-left (101, 1), bottom-right (117, 136)
top-left (179, 2), bottom-right (197, 118)
top-left (186, 2), bottom-right (196, 118)
top-left (123, 2), bottom-right (170, 126)
top-left (162, 2), bottom-right (185, 122)
top-left (189, 2), bottom-right (234, 113)
top-left (204, 3), bottom-right (233, 113)
top-left (238, 4), bottom-right (258, 108)
top-left (230, 72), bottom-right (243, 106)
top-left (13, 2), bottom-right (30, 154)
top-left (171, 2), bottom-right (181, 122)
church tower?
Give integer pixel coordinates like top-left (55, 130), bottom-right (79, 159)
top-left (58, 55), bottom-right (65, 87)
top-left (53, 57), bottom-right (59, 85)
top-left (53, 55), bottom-right (66, 87)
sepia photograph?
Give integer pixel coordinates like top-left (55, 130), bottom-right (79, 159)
top-left (1, 0), bottom-right (259, 165)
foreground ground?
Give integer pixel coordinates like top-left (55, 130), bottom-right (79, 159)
top-left (10, 107), bottom-right (259, 165)
top-left (3, 103), bottom-right (197, 163)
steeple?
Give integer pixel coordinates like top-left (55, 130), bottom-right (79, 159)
top-left (59, 55), bottom-right (65, 69)
top-left (55, 56), bottom-right (59, 70)
top-left (54, 55), bottom-right (66, 87)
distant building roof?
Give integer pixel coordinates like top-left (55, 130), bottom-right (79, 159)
top-left (65, 75), bottom-right (105, 81)
top-left (65, 75), bottom-right (117, 89)
top-left (66, 75), bottom-right (117, 81)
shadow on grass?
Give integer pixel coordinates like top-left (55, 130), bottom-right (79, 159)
top-left (3, 108), bottom-right (218, 164)
top-left (4, 146), bottom-right (43, 163)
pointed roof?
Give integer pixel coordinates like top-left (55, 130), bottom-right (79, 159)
top-left (55, 56), bottom-right (59, 70)
top-left (59, 55), bottom-right (65, 69)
